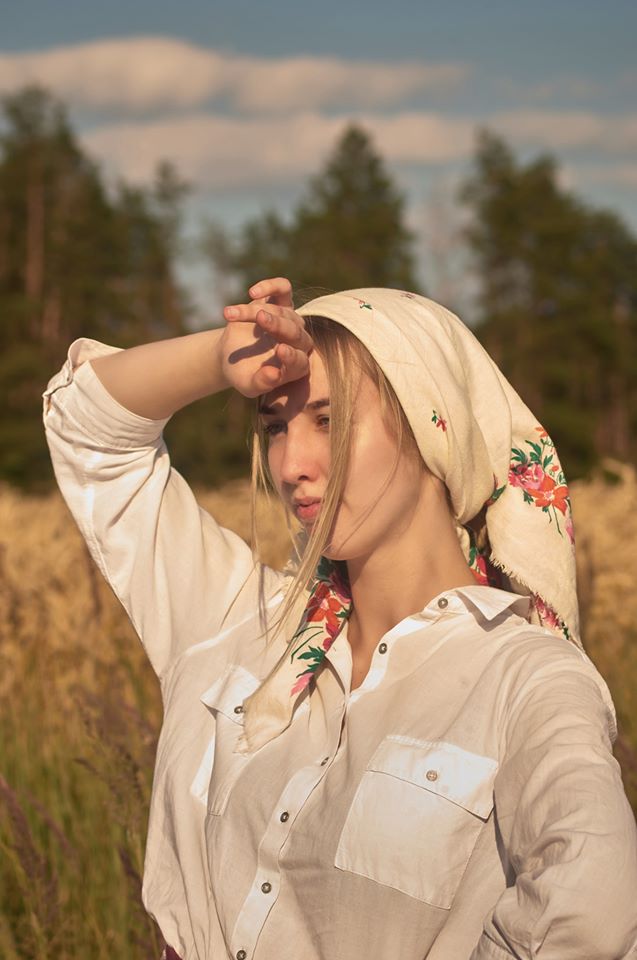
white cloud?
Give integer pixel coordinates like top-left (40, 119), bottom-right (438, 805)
top-left (82, 111), bottom-right (477, 187)
top-left (0, 38), bottom-right (222, 111)
top-left (81, 108), bottom-right (637, 189)
top-left (0, 37), bottom-right (468, 114)
top-left (227, 58), bottom-right (466, 112)
top-left (494, 110), bottom-right (637, 153)
top-left (83, 112), bottom-right (342, 185)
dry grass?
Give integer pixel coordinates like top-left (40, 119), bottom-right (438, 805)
top-left (0, 467), bottom-right (635, 957)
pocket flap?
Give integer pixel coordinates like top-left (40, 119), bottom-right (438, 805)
top-left (200, 664), bottom-right (260, 725)
top-left (368, 737), bottom-right (498, 819)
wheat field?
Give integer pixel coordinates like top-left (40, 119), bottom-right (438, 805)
top-left (1, 468), bottom-right (636, 958)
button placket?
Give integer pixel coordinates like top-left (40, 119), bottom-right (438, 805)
top-left (229, 759), bottom-right (336, 958)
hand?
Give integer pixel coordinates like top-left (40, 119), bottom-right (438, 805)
top-left (220, 278), bottom-right (314, 398)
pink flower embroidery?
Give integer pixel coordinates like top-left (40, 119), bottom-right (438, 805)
top-left (509, 461), bottom-right (544, 490)
top-left (533, 593), bottom-right (571, 642)
top-left (533, 594), bottom-right (560, 630)
top-left (290, 672), bottom-right (313, 696)
top-left (509, 428), bottom-right (572, 537)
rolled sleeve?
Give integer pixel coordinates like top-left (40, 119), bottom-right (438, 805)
top-left (43, 337), bottom-right (170, 448)
top-left (470, 648), bottom-right (637, 960)
top-left (43, 337), bottom-right (283, 679)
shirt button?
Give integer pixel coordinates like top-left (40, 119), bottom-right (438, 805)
top-left (320, 756), bottom-right (329, 765)
top-left (261, 881), bottom-right (272, 894)
top-left (233, 704), bottom-right (244, 714)
top-left (280, 811), bottom-right (290, 822)
top-left (437, 597), bottom-right (449, 609)
top-left (426, 769), bottom-right (439, 781)
top-left (378, 642), bottom-right (388, 654)
top-left (236, 952), bottom-right (247, 960)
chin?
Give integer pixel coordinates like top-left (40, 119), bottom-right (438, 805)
top-left (320, 529), bottom-right (373, 564)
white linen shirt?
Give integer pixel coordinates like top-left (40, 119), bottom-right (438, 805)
top-left (43, 338), bottom-right (637, 960)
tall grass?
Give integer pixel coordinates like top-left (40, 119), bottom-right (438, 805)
top-left (0, 469), bottom-right (635, 957)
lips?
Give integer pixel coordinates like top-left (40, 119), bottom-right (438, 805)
top-left (293, 498), bottom-right (322, 523)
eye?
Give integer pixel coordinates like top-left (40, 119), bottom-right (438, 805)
top-left (263, 421), bottom-right (285, 436)
top-left (317, 415), bottom-right (330, 430)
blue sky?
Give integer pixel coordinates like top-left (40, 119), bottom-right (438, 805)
top-left (2, 1), bottom-right (636, 322)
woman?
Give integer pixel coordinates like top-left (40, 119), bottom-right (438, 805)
top-left (43, 277), bottom-right (637, 959)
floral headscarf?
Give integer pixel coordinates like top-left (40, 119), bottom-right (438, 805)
top-left (237, 289), bottom-right (612, 753)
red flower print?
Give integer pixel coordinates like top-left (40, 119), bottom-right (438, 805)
top-left (471, 553), bottom-right (490, 586)
top-left (288, 557), bottom-right (353, 699)
top-left (527, 476), bottom-right (569, 514)
top-left (535, 426), bottom-right (549, 439)
top-left (305, 582), bottom-right (345, 637)
top-left (565, 516), bottom-right (575, 545)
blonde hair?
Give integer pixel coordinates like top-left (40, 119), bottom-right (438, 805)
top-left (250, 315), bottom-right (420, 644)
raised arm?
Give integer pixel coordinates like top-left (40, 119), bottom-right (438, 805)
top-left (89, 276), bottom-right (313, 419)
top-left (43, 278), bottom-right (313, 680)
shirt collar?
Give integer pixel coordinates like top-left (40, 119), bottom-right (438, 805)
top-left (445, 584), bottom-right (531, 621)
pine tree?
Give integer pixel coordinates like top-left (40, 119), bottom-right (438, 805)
top-left (461, 130), bottom-right (637, 477)
top-left (206, 124), bottom-right (420, 300)
top-left (0, 87), bottom-right (191, 488)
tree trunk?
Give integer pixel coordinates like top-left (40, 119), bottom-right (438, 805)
top-left (25, 154), bottom-right (45, 336)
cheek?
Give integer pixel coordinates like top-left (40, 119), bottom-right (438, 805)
top-left (348, 426), bottom-right (396, 492)
top-left (343, 429), bottom-right (421, 516)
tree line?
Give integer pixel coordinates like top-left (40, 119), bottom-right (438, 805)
top-left (2, 86), bottom-right (636, 489)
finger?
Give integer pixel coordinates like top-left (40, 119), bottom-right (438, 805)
top-left (223, 301), bottom-right (263, 321)
top-left (274, 342), bottom-right (311, 386)
top-left (248, 277), bottom-right (294, 308)
top-left (251, 362), bottom-right (284, 394)
top-left (252, 344), bottom-right (309, 393)
top-left (255, 308), bottom-right (313, 354)
top-left (224, 299), bottom-right (290, 322)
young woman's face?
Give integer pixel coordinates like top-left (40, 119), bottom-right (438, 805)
top-left (259, 349), bottom-right (428, 562)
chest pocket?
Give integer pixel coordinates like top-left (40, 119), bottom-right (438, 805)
top-left (334, 736), bottom-right (498, 909)
top-left (200, 665), bottom-right (260, 816)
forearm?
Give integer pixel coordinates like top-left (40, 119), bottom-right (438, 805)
top-left (89, 327), bottom-right (228, 419)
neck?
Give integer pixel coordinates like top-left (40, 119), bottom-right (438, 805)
top-left (344, 477), bottom-right (476, 657)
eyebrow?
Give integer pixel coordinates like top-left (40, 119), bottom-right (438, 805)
top-left (257, 397), bottom-right (330, 416)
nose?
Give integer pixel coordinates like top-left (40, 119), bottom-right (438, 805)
top-left (276, 425), bottom-right (323, 488)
